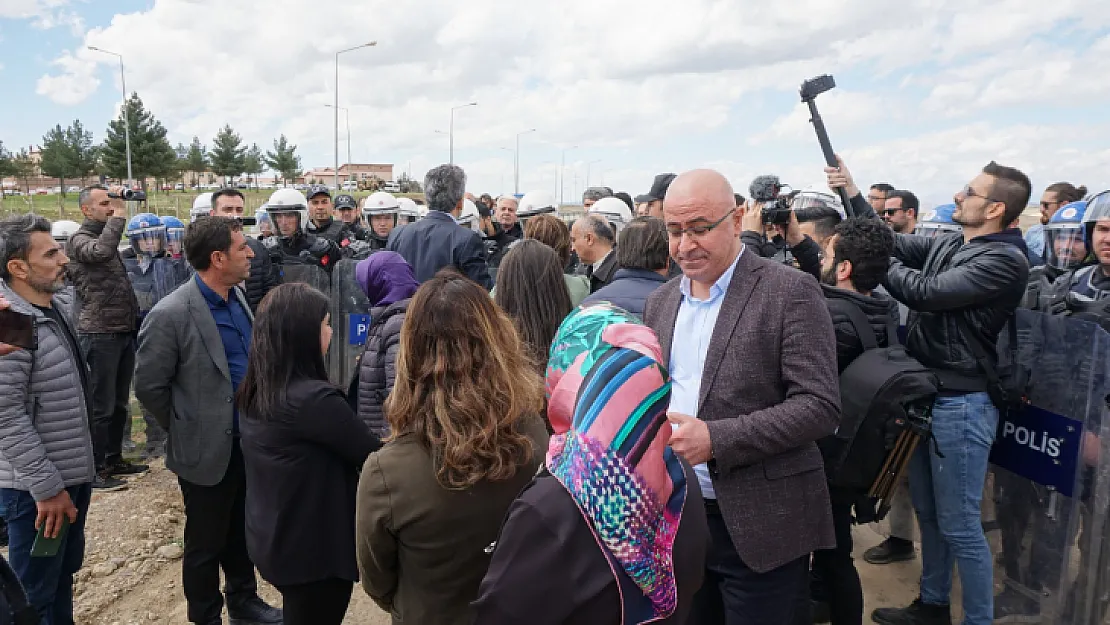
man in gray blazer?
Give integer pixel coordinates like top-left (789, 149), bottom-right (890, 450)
top-left (134, 217), bottom-right (281, 625)
top-left (643, 169), bottom-right (840, 625)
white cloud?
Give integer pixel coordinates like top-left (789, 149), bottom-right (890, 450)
top-left (21, 0), bottom-right (1110, 197)
top-left (0, 0), bottom-right (83, 35)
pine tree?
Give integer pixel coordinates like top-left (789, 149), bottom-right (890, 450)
top-left (66, 120), bottom-right (98, 187)
top-left (39, 124), bottom-right (75, 196)
top-left (263, 135), bottom-right (302, 187)
top-left (184, 137), bottom-right (208, 187)
top-left (209, 125), bottom-right (247, 184)
top-left (243, 143), bottom-right (264, 190)
top-left (11, 149), bottom-right (36, 194)
top-left (0, 141), bottom-right (13, 179)
top-left (100, 93), bottom-right (177, 189)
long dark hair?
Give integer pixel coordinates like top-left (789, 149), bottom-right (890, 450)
top-left (494, 239), bottom-right (573, 370)
top-left (385, 270), bottom-right (543, 489)
top-left (236, 283), bottom-right (331, 418)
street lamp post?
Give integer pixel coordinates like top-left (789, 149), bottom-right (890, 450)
top-left (449, 102), bottom-right (477, 164)
top-left (559, 145), bottom-right (578, 207)
top-left (335, 41), bottom-right (377, 189)
top-left (88, 46), bottom-right (132, 189)
top-left (514, 128), bottom-right (536, 195)
top-left (324, 105), bottom-right (351, 187)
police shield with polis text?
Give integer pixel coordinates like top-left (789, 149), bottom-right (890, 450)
top-left (328, 259), bottom-right (372, 388)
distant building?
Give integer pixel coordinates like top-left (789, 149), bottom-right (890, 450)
top-left (301, 163), bottom-right (393, 184)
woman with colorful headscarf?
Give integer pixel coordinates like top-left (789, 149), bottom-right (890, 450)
top-left (473, 303), bottom-right (709, 625)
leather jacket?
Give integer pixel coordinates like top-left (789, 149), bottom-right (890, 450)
top-left (884, 229), bottom-right (1030, 389)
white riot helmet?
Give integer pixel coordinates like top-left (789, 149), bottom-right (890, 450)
top-left (792, 189), bottom-right (845, 217)
top-left (517, 190), bottom-right (558, 221)
top-left (363, 191), bottom-right (401, 216)
top-left (266, 188), bottom-right (309, 239)
top-left (396, 197), bottom-right (421, 224)
top-left (588, 196), bottom-right (635, 233)
top-left (458, 198), bottom-right (481, 231)
top-left (51, 219), bottom-right (80, 243)
top-left (191, 192), bottom-right (214, 221)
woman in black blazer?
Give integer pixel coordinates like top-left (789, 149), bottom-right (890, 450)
top-left (237, 283), bottom-right (381, 625)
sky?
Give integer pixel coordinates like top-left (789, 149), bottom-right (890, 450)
top-left (1, 0), bottom-right (1108, 207)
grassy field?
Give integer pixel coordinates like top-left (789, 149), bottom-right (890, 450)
top-left (0, 189), bottom-right (426, 221)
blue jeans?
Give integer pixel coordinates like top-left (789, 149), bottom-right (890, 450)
top-left (909, 392), bottom-right (997, 625)
top-left (0, 484), bottom-right (92, 625)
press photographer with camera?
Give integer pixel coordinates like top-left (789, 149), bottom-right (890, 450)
top-left (740, 175), bottom-right (826, 280)
top-left (67, 184), bottom-right (143, 490)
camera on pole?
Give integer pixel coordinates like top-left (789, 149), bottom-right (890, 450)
top-left (800, 74), bottom-right (855, 216)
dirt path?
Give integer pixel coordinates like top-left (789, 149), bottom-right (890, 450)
top-left (51, 460), bottom-right (922, 624)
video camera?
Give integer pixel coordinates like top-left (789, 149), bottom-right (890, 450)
top-left (749, 175), bottom-right (794, 225)
top-left (108, 189), bottom-right (147, 202)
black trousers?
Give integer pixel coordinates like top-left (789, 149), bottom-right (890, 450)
top-left (276, 578), bottom-right (353, 625)
top-left (79, 332), bottom-right (135, 468)
top-left (688, 502), bottom-right (809, 625)
top-left (810, 489), bottom-right (864, 625)
top-left (178, 441), bottom-right (258, 624)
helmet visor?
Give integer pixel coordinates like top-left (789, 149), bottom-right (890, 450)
top-left (129, 226), bottom-right (166, 256)
top-left (1045, 225), bottom-right (1088, 270)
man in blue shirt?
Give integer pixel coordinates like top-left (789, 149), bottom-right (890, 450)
top-left (135, 217), bottom-right (282, 625)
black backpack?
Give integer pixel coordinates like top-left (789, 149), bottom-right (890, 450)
top-left (825, 301), bottom-right (938, 495)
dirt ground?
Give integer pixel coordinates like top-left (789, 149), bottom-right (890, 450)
top-left (15, 458), bottom-right (918, 625)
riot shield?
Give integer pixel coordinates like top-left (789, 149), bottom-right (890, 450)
top-left (986, 309), bottom-right (1110, 624)
top-left (280, 264), bottom-right (331, 293)
top-left (328, 259), bottom-right (372, 388)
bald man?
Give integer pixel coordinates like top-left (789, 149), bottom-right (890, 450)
top-left (642, 169), bottom-right (840, 625)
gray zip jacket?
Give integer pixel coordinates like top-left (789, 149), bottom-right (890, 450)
top-left (0, 280), bottom-right (95, 500)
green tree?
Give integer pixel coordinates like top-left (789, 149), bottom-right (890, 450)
top-left (11, 149), bottom-right (36, 194)
top-left (263, 135), bottom-right (301, 187)
top-left (243, 143), bottom-right (264, 190)
top-left (0, 141), bottom-right (14, 179)
top-left (65, 120), bottom-right (98, 187)
top-left (208, 124), bottom-right (246, 184)
top-left (397, 172), bottom-right (423, 193)
top-left (39, 124), bottom-right (75, 197)
top-left (183, 136), bottom-right (207, 187)
top-left (100, 92), bottom-right (177, 189)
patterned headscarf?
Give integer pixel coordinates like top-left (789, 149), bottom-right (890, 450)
top-left (546, 303), bottom-right (687, 624)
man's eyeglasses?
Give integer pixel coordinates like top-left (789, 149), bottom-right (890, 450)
top-left (666, 208), bottom-right (735, 238)
top-left (880, 207), bottom-right (906, 216)
top-left (960, 184), bottom-right (1003, 204)
top-left (1040, 200), bottom-right (1062, 211)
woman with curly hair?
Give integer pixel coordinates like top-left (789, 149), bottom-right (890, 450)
top-left (355, 269), bottom-right (549, 625)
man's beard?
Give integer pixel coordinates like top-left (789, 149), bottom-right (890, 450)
top-left (952, 208), bottom-right (984, 228)
top-left (820, 263), bottom-right (838, 287)
top-left (28, 272), bottom-right (66, 295)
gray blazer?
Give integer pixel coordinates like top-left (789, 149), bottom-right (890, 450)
top-left (643, 251), bottom-right (841, 573)
top-left (134, 277), bottom-right (253, 487)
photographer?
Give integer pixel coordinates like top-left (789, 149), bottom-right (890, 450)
top-left (740, 199), bottom-right (826, 281)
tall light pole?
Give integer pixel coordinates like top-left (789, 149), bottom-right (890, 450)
top-left (559, 145), bottom-right (578, 208)
top-left (449, 102), bottom-right (477, 164)
top-left (335, 41), bottom-right (376, 189)
top-left (88, 46), bottom-right (132, 188)
top-left (514, 128), bottom-right (536, 195)
top-left (586, 159), bottom-right (602, 189)
top-left (324, 104), bottom-right (351, 186)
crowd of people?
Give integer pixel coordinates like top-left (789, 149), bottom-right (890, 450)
top-left (0, 152), bottom-right (1108, 625)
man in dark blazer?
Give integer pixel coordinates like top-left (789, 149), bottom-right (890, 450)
top-left (643, 169), bottom-right (841, 625)
top-left (387, 164), bottom-right (493, 289)
top-left (134, 217), bottom-right (281, 625)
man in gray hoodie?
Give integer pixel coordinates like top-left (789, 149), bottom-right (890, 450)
top-left (0, 214), bottom-right (96, 624)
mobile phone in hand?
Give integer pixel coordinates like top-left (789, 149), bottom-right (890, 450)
top-left (30, 517), bottom-right (70, 558)
top-left (0, 307), bottom-right (35, 349)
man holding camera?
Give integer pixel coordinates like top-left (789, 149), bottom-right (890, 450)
top-left (68, 185), bottom-right (146, 491)
top-left (829, 157), bottom-right (1031, 625)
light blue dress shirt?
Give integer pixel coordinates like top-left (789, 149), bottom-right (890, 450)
top-left (668, 247), bottom-right (744, 500)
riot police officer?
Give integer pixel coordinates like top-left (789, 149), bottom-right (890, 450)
top-left (1023, 201), bottom-right (1089, 309)
top-left (362, 191), bottom-right (401, 252)
top-left (305, 184), bottom-right (353, 243)
top-left (333, 193), bottom-right (369, 240)
top-left (263, 188), bottom-right (344, 271)
top-left (160, 216), bottom-right (186, 259)
top-left (1039, 193), bottom-right (1110, 319)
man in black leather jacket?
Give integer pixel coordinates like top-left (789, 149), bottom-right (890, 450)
top-left (208, 189), bottom-right (280, 311)
top-left (830, 158), bottom-right (1032, 625)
